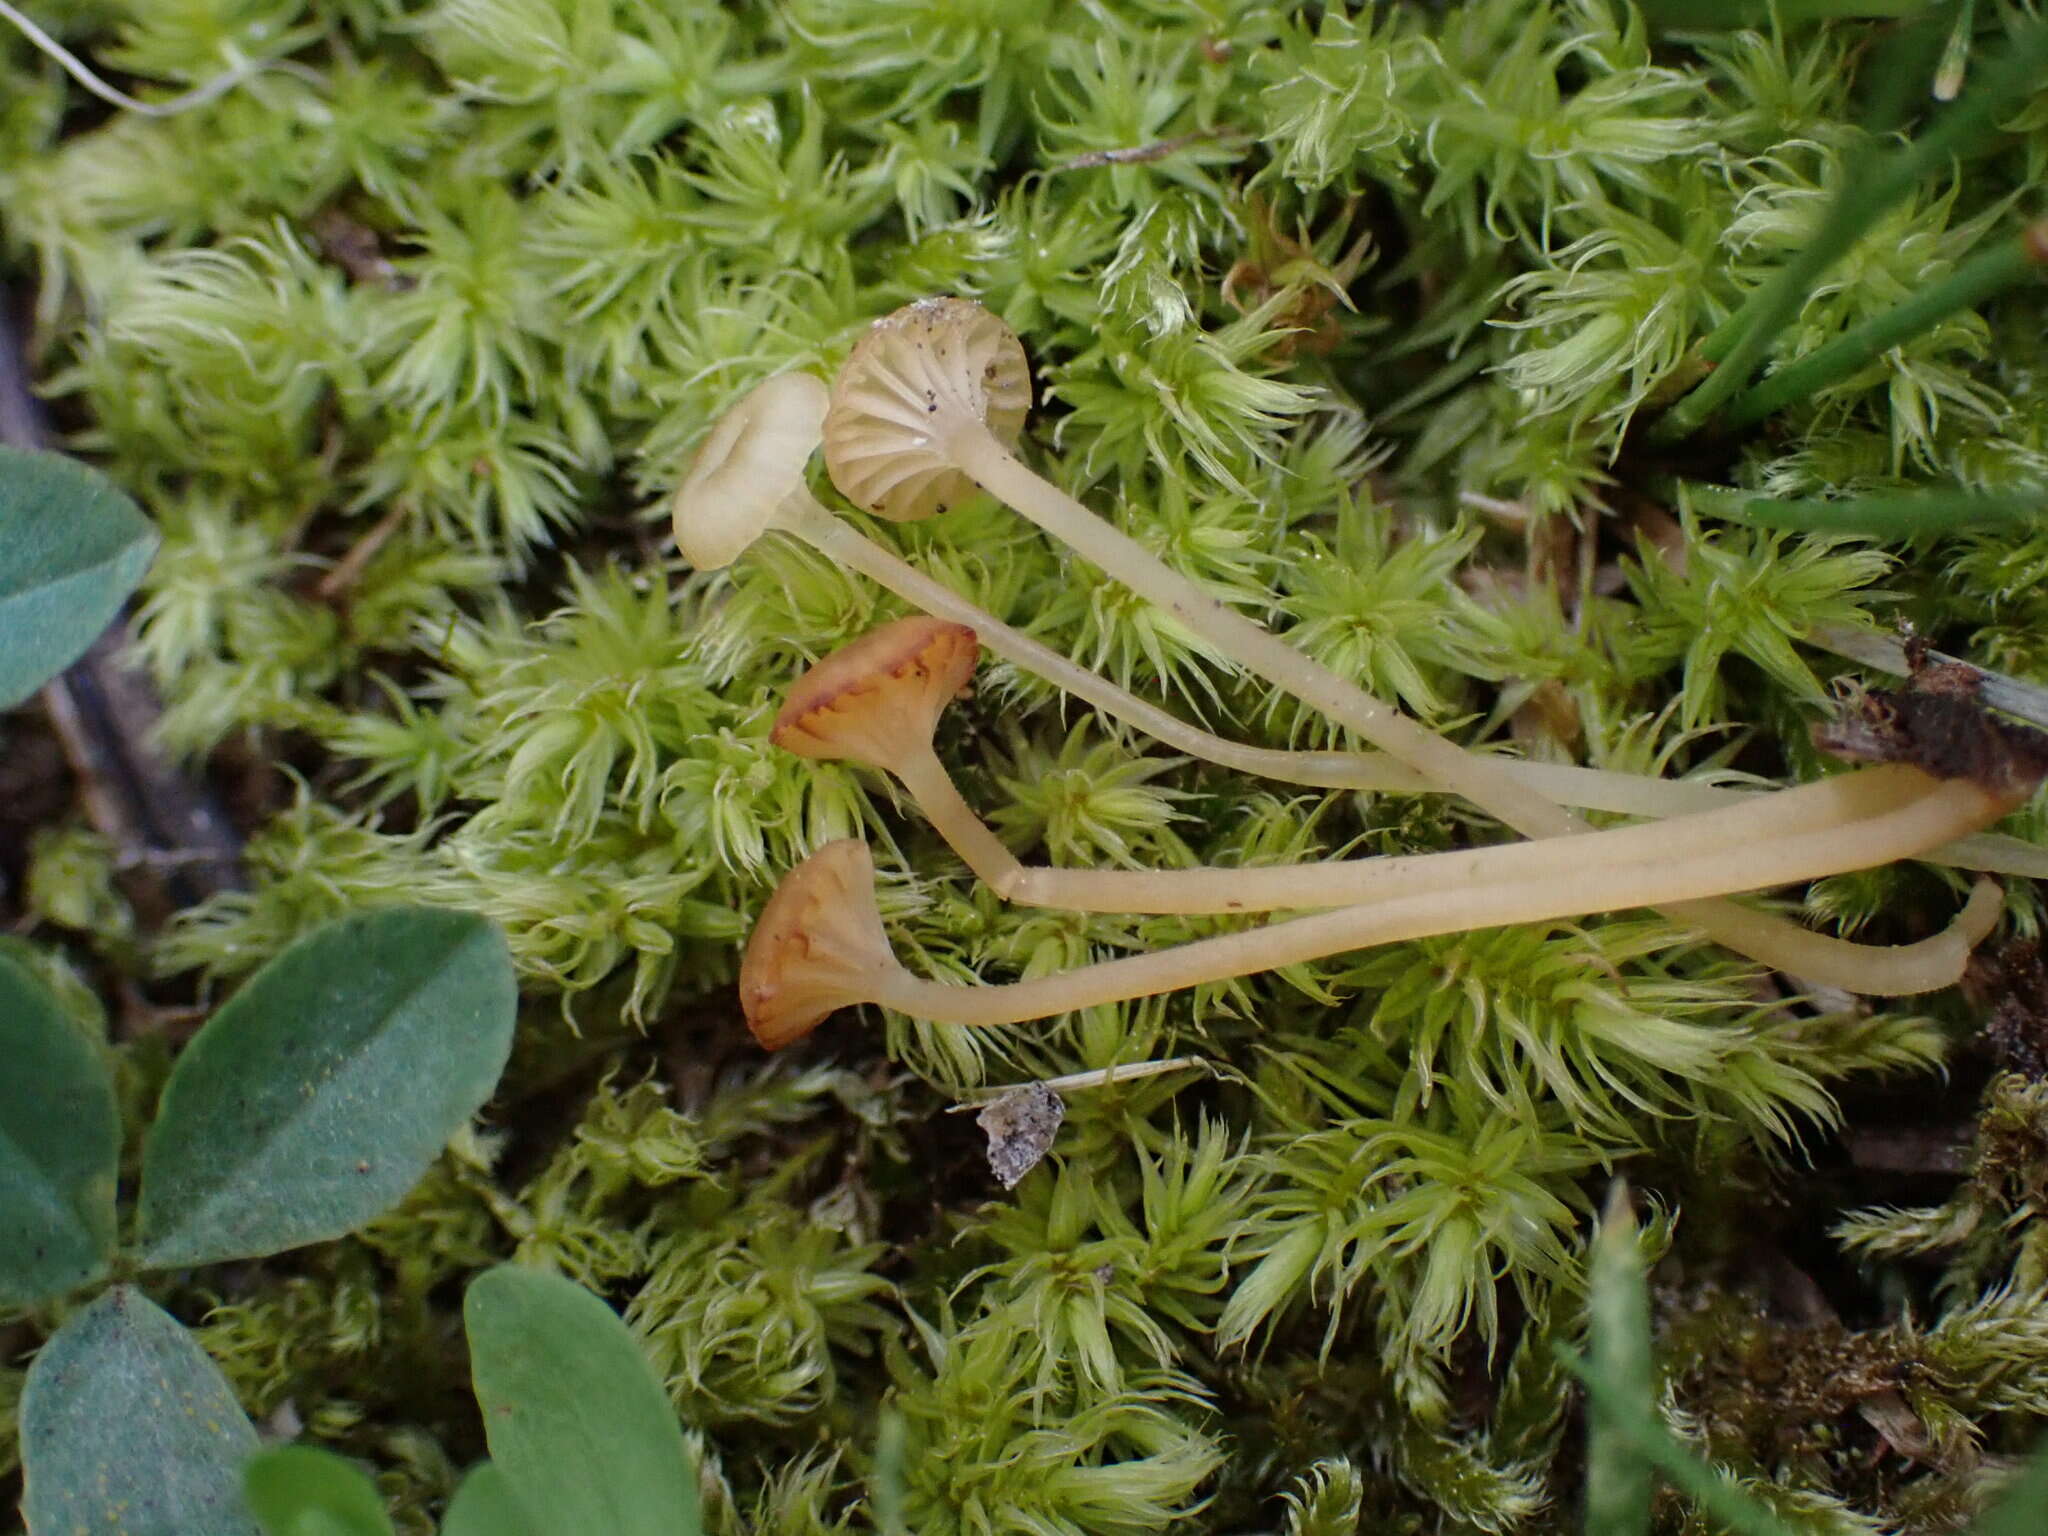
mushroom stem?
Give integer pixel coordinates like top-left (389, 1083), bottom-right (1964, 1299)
top-left (947, 422), bottom-right (1586, 840)
top-left (779, 495), bottom-right (1549, 797)
top-left (886, 759), bottom-right (1964, 915)
top-left (772, 614), bottom-right (2026, 997)
top-left (889, 745), bottom-right (1029, 893)
top-left (1674, 881), bottom-right (2000, 995)
top-left (790, 499), bottom-right (2048, 876)
top-left (928, 419), bottom-right (2037, 973)
top-left (764, 493), bottom-right (2047, 876)
top-left (860, 775), bottom-right (2005, 1027)
top-left (909, 734), bottom-right (2016, 988)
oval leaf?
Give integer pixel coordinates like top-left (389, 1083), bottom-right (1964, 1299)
top-left (1977, 1437), bottom-right (2048, 1536)
top-left (20, 1286), bottom-right (261, 1536)
top-left (0, 445), bottom-right (157, 709)
top-left (244, 1445), bottom-right (395, 1536)
top-left (440, 1463), bottom-right (541, 1536)
top-left (137, 908), bottom-right (516, 1268)
top-left (0, 948), bottom-right (119, 1305)
top-left (464, 1266), bottom-right (699, 1536)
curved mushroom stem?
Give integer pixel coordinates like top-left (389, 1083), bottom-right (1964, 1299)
top-left (884, 759), bottom-right (1960, 915)
top-left (946, 423), bottom-right (1586, 839)
top-left (772, 496), bottom-right (2048, 879)
top-left (773, 494), bottom-right (1604, 802)
top-left (858, 777), bottom-right (2006, 1028)
top-left (887, 745), bottom-right (1031, 894)
top-left (1670, 880), bottom-right (2000, 995)
top-left (925, 419), bottom-right (2035, 978)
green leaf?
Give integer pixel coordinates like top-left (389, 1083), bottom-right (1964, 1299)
top-left (0, 948), bottom-right (119, 1305)
top-left (136, 907), bottom-right (517, 1268)
top-left (0, 445), bottom-right (158, 710)
top-left (20, 1287), bottom-right (261, 1536)
top-left (244, 1446), bottom-right (396, 1536)
top-left (1976, 1436), bottom-right (2048, 1536)
top-left (439, 1464), bottom-right (541, 1536)
top-left (1583, 1185), bottom-right (1653, 1536)
top-left (1566, 1359), bottom-right (1793, 1536)
top-left (464, 1265), bottom-right (700, 1536)
top-left (1652, 18), bottom-right (2048, 442)
top-left (1689, 484), bottom-right (2043, 539)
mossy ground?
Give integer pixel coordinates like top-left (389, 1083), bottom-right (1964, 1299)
top-left (3, 2), bottom-right (2048, 1531)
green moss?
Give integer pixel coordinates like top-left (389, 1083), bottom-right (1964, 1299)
top-left (6, 0), bottom-right (2048, 1529)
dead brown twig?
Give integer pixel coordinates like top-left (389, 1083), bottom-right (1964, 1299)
top-left (1050, 126), bottom-right (1242, 173)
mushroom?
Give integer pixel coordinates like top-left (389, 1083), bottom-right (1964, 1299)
top-left (820, 297), bottom-right (1578, 836)
top-left (822, 298), bottom-right (1033, 523)
top-left (670, 372), bottom-right (1509, 800)
top-left (815, 299), bottom-right (2048, 979)
top-left (671, 370), bottom-right (831, 572)
top-left (737, 838), bottom-right (900, 1051)
top-left (776, 618), bottom-right (2027, 918)
top-left (770, 613), bottom-right (1025, 891)
top-left (740, 822), bottom-right (2008, 1049)
top-left (672, 372), bottom-right (2047, 879)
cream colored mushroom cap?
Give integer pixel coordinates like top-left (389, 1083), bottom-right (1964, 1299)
top-left (740, 838), bottom-right (895, 1050)
top-left (823, 298), bottom-right (1031, 522)
top-left (771, 617), bottom-right (980, 773)
top-left (671, 371), bottom-right (829, 569)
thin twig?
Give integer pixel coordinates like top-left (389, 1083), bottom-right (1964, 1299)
top-left (314, 501), bottom-right (408, 604)
top-left (0, 0), bottom-right (320, 117)
top-left (1051, 127), bottom-right (1241, 173)
top-left (945, 1055), bottom-right (1209, 1110)
top-left (1807, 622), bottom-right (2048, 732)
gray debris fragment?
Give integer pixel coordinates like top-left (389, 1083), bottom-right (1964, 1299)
top-left (976, 1082), bottom-right (1065, 1188)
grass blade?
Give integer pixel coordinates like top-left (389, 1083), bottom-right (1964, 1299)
top-left (1688, 484), bottom-right (2042, 538)
top-left (1651, 21), bottom-right (2048, 443)
top-left (1583, 1186), bottom-right (1654, 1536)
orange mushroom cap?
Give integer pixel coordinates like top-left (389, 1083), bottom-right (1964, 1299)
top-left (771, 616), bottom-right (981, 772)
top-left (739, 839), bottom-right (897, 1050)
top-left (823, 298), bottom-right (1031, 522)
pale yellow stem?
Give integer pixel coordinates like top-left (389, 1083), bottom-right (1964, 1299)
top-left (889, 749), bottom-right (1026, 892)
top-left (940, 427), bottom-right (2030, 982)
top-left (864, 774), bottom-right (2006, 1026)
top-left (772, 495), bottom-right (2048, 879)
top-left (951, 427), bottom-right (1582, 836)
top-left (897, 760), bottom-right (1933, 915)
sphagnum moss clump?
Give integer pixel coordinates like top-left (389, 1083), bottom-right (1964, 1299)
top-left (6, 2), bottom-right (2048, 1532)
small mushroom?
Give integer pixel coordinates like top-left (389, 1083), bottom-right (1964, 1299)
top-left (738, 839), bottom-right (900, 1050)
top-left (671, 378), bottom-right (1489, 803)
top-left (771, 615), bottom-right (1028, 895)
top-left (814, 299), bottom-right (2045, 986)
top-left (822, 297), bottom-right (1032, 522)
top-left (678, 368), bottom-right (2041, 1003)
top-left (818, 297), bottom-right (1575, 838)
top-left (773, 614), bottom-right (981, 772)
top-left (739, 785), bottom-right (2014, 1049)
top-left (672, 379), bottom-right (2047, 888)
top-left (741, 676), bottom-right (2046, 1046)
top-left (671, 370), bottom-right (829, 570)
